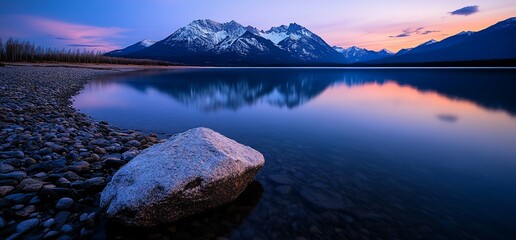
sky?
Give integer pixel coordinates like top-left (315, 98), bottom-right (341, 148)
top-left (0, 0), bottom-right (515, 52)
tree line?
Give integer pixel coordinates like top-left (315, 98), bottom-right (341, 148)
top-left (0, 38), bottom-right (173, 65)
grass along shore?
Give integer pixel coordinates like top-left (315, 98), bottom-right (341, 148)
top-left (0, 65), bottom-right (161, 239)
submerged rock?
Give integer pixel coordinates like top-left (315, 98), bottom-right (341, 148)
top-left (100, 127), bottom-right (265, 226)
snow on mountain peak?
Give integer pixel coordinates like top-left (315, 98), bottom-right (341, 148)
top-left (420, 39), bottom-right (437, 46)
top-left (140, 39), bottom-right (156, 47)
top-left (457, 31), bottom-right (474, 36)
top-left (379, 49), bottom-right (394, 55)
top-left (332, 46), bottom-right (345, 53)
top-left (165, 19), bottom-right (247, 49)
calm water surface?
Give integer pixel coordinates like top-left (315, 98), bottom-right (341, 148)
top-left (74, 68), bottom-right (516, 239)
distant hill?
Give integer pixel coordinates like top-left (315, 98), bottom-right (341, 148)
top-left (333, 46), bottom-right (393, 63)
top-left (374, 17), bottom-right (516, 63)
top-left (106, 40), bottom-right (156, 57)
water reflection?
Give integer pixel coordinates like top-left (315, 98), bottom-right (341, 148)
top-left (103, 181), bottom-right (263, 239)
top-left (89, 68), bottom-right (516, 115)
top-left (437, 114), bottom-right (459, 123)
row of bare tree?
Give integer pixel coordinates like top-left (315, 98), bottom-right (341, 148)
top-left (0, 38), bottom-right (172, 65)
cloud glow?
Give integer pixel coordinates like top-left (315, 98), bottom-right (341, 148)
top-left (0, 15), bottom-right (127, 51)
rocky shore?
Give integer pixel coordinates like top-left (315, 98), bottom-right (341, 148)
top-left (0, 65), bottom-right (160, 239)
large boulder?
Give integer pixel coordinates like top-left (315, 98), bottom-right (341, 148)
top-left (100, 127), bottom-right (265, 226)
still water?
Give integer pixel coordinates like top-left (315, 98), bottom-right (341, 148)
top-left (74, 68), bottom-right (516, 239)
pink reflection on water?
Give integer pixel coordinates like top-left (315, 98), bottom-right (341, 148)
top-left (74, 83), bottom-right (131, 108)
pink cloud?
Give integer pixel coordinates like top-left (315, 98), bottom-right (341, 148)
top-left (0, 15), bottom-right (127, 51)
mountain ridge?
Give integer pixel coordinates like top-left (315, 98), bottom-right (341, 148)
top-left (108, 17), bottom-right (516, 65)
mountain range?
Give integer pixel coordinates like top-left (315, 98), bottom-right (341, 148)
top-left (107, 17), bottom-right (516, 65)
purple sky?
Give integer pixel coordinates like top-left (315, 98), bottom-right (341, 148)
top-left (0, 0), bottom-right (514, 52)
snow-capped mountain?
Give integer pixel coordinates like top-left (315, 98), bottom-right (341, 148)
top-left (119, 19), bottom-right (342, 65)
top-left (332, 46), bottom-right (393, 63)
top-left (110, 17), bottom-right (516, 65)
top-left (259, 23), bottom-right (343, 62)
top-left (162, 20), bottom-right (247, 52)
top-left (106, 39), bottom-right (156, 57)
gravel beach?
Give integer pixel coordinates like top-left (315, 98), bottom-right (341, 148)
top-left (0, 65), bottom-right (160, 239)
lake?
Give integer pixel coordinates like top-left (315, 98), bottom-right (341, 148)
top-left (73, 68), bottom-right (516, 239)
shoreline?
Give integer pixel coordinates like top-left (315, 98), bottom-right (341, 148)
top-left (4, 62), bottom-right (515, 70)
top-left (0, 65), bottom-right (161, 239)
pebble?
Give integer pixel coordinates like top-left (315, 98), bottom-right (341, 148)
top-left (16, 218), bottom-right (40, 233)
top-left (122, 149), bottom-right (139, 161)
top-left (0, 163), bottom-right (15, 173)
top-left (0, 185), bottom-right (14, 196)
top-left (43, 230), bottom-right (59, 239)
top-left (127, 139), bottom-right (142, 147)
top-left (0, 150), bottom-right (25, 158)
top-left (61, 224), bottom-right (74, 233)
top-left (19, 178), bottom-right (44, 192)
top-left (0, 66), bottom-right (159, 238)
top-left (43, 218), bottom-right (55, 228)
top-left (15, 205), bottom-right (36, 217)
top-left (55, 197), bottom-right (74, 209)
top-left (0, 171), bottom-right (27, 181)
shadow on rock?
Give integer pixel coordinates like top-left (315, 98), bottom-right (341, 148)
top-left (99, 180), bottom-right (264, 239)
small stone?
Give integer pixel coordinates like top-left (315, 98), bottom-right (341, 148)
top-left (61, 224), bottom-right (74, 233)
top-left (63, 171), bottom-right (81, 181)
top-left (5, 192), bottom-right (36, 203)
top-left (43, 230), bottom-right (59, 239)
top-left (90, 138), bottom-right (110, 147)
top-left (0, 150), bottom-right (25, 159)
top-left (13, 204), bottom-right (24, 210)
top-left (19, 178), bottom-right (44, 192)
top-left (0, 186), bottom-right (14, 196)
top-left (43, 218), bottom-right (55, 228)
top-left (79, 213), bottom-right (88, 222)
top-left (83, 177), bottom-right (105, 191)
top-left (121, 149), bottom-right (139, 161)
top-left (16, 218), bottom-right (40, 233)
top-left (93, 147), bottom-right (106, 154)
top-left (70, 180), bottom-right (85, 188)
top-left (0, 179), bottom-right (18, 186)
top-left (29, 196), bottom-right (42, 204)
top-left (0, 216), bottom-right (5, 228)
top-left (89, 153), bottom-right (100, 162)
top-left (55, 197), bottom-right (74, 210)
top-left (33, 172), bottom-right (47, 178)
top-left (45, 142), bottom-right (65, 152)
top-left (126, 140), bottom-right (141, 147)
top-left (53, 211), bottom-right (70, 228)
top-left (0, 171), bottom-right (27, 181)
top-left (68, 161), bottom-right (89, 173)
top-left (57, 177), bottom-right (71, 187)
top-left (0, 163), bottom-right (15, 173)
top-left (15, 205), bottom-right (36, 217)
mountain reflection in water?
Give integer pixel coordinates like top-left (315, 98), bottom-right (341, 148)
top-left (88, 68), bottom-right (516, 115)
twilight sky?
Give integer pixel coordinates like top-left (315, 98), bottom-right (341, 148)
top-left (0, 0), bottom-right (515, 52)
